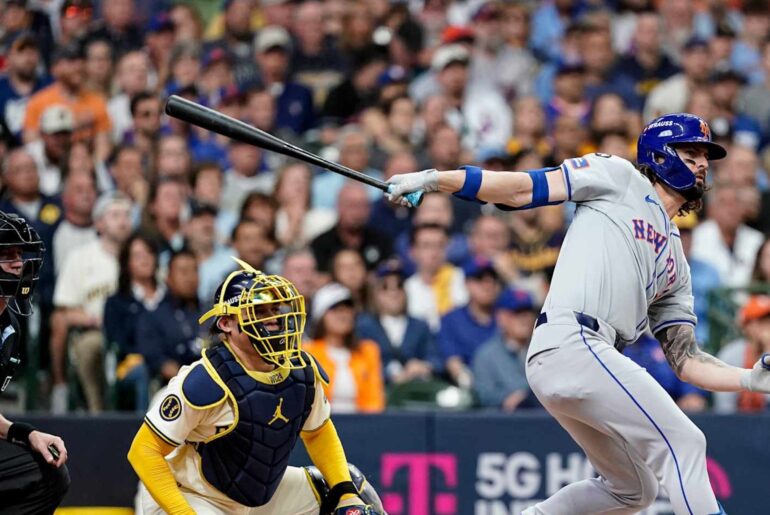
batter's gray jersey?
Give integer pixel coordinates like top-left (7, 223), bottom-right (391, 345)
top-left (543, 153), bottom-right (696, 344)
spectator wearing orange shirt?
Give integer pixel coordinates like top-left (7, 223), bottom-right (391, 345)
top-left (303, 283), bottom-right (385, 413)
top-left (23, 42), bottom-right (112, 162)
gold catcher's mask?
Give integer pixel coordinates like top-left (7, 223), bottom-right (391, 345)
top-left (199, 259), bottom-right (307, 368)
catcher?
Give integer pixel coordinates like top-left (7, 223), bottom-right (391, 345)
top-left (128, 258), bottom-right (385, 515)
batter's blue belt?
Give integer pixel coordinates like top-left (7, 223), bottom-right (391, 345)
top-left (535, 310), bottom-right (626, 351)
top-left (535, 311), bottom-right (600, 332)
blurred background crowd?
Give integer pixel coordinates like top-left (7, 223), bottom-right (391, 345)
top-left (0, 0), bottom-right (769, 417)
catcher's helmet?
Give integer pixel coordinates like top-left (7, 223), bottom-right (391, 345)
top-left (0, 211), bottom-right (45, 316)
top-left (637, 113), bottom-right (726, 192)
top-left (199, 258), bottom-right (307, 368)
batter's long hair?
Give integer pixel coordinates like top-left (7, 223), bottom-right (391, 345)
top-left (637, 165), bottom-right (705, 216)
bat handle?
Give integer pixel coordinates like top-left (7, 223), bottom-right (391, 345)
top-left (386, 185), bottom-right (424, 208)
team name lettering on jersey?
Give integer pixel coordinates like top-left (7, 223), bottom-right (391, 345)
top-left (632, 219), bottom-right (667, 253)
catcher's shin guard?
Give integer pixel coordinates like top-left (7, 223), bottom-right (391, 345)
top-left (304, 463), bottom-right (386, 515)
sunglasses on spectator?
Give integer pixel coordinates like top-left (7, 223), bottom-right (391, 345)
top-left (63, 6), bottom-right (93, 19)
top-left (137, 109), bottom-right (159, 118)
top-left (377, 278), bottom-right (404, 291)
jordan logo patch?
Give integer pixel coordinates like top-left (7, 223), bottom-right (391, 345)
top-left (268, 397), bottom-right (289, 425)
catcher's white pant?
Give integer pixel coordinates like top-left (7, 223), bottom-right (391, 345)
top-left (137, 466), bottom-right (320, 515)
top-left (523, 309), bottom-right (722, 515)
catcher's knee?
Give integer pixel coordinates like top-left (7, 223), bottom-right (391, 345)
top-left (304, 463), bottom-right (385, 515)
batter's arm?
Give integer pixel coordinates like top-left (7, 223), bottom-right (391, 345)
top-left (656, 325), bottom-right (768, 393)
top-left (386, 167), bottom-right (568, 208)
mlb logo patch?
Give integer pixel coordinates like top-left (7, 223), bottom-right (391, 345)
top-left (570, 157), bottom-right (589, 169)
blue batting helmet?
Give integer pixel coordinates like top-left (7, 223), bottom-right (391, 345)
top-left (637, 113), bottom-right (726, 192)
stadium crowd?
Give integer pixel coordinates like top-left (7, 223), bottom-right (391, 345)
top-left (0, 0), bottom-right (769, 416)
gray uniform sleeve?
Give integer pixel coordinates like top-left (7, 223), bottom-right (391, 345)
top-left (560, 153), bottom-right (635, 203)
top-left (648, 242), bottom-right (697, 336)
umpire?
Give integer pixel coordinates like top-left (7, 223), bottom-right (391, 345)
top-left (0, 212), bottom-right (69, 514)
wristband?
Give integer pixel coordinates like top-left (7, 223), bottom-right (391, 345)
top-left (7, 422), bottom-right (35, 445)
top-left (321, 481), bottom-right (358, 514)
top-left (453, 165), bottom-right (486, 203)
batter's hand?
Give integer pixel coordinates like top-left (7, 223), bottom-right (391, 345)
top-left (28, 430), bottom-right (68, 467)
top-left (740, 353), bottom-right (770, 394)
top-left (386, 169), bottom-right (439, 207)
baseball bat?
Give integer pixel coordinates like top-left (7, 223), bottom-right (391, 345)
top-left (164, 95), bottom-right (423, 207)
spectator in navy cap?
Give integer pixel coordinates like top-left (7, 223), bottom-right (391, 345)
top-left (437, 257), bottom-right (501, 389)
top-left (357, 259), bottom-right (440, 385)
top-left (473, 288), bottom-right (540, 411)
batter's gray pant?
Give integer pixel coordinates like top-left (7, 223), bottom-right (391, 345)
top-left (523, 310), bottom-right (722, 515)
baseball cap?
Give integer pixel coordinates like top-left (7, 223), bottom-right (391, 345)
top-left (472, 1), bottom-right (501, 22)
top-left (440, 25), bottom-right (475, 45)
top-left (555, 62), bottom-right (586, 76)
top-left (683, 37), bottom-right (709, 52)
top-left (9, 32), bottom-right (37, 52)
top-left (40, 105), bottom-right (74, 134)
top-left (190, 200), bottom-right (218, 218)
top-left (312, 283), bottom-right (354, 322)
top-left (375, 259), bottom-right (405, 279)
top-left (202, 47), bottom-right (231, 69)
top-left (377, 65), bottom-right (407, 87)
top-left (52, 42), bottom-right (84, 63)
top-left (60, 0), bottom-right (93, 16)
top-left (741, 295), bottom-right (770, 324)
top-left (254, 26), bottom-right (291, 53)
top-left (431, 44), bottom-right (470, 72)
top-left (710, 69), bottom-right (747, 85)
top-left (496, 288), bottom-right (535, 312)
top-left (92, 191), bottom-right (132, 221)
top-left (462, 257), bottom-right (498, 279)
top-left (146, 12), bottom-right (174, 34)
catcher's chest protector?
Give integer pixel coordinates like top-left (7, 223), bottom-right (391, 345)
top-left (197, 343), bottom-right (316, 507)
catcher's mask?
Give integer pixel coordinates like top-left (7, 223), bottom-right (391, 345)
top-left (0, 212), bottom-right (45, 316)
top-left (199, 258), bottom-right (307, 368)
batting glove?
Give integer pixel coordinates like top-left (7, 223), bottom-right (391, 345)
top-left (740, 353), bottom-right (770, 393)
top-left (386, 169), bottom-right (439, 207)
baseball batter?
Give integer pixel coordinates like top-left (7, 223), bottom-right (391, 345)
top-left (387, 113), bottom-right (770, 515)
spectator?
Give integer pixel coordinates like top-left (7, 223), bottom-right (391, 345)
top-left (199, 48), bottom-right (236, 105)
top-left (86, 0), bottom-right (144, 57)
top-left (123, 92), bottom-right (161, 166)
top-left (437, 258), bottom-right (501, 389)
top-left (155, 134), bottom-right (193, 182)
top-left (578, 24), bottom-right (638, 109)
top-left (404, 223), bottom-right (467, 331)
top-left (50, 192), bottom-right (132, 413)
top-left (105, 145), bottom-right (148, 213)
top-left (184, 201), bottom-right (233, 306)
top-left (51, 170), bottom-right (97, 275)
top-left (0, 149), bottom-right (60, 234)
top-left (674, 212), bottom-right (721, 345)
top-left (644, 37), bottom-right (712, 122)
top-left (103, 234), bottom-right (163, 412)
top-left (136, 249), bottom-right (202, 384)
top-left (23, 42), bottom-right (112, 162)
top-left (472, 288), bottom-right (538, 411)
top-left (330, 248), bottom-right (368, 309)
top-left (230, 218), bottom-right (276, 271)
top-left (313, 126), bottom-right (383, 209)
top-left (281, 247), bottom-right (320, 303)
top-left (321, 46), bottom-right (388, 122)
top-left (507, 97), bottom-right (550, 157)
top-left (219, 140), bottom-right (271, 218)
top-left (738, 39), bottom-right (770, 143)
top-left (544, 64), bottom-right (590, 127)
top-left (273, 162), bottom-right (335, 248)
top-left (753, 240), bottom-right (770, 285)
top-left (0, 33), bottom-right (51, 145)
top-left (303, 283), bottom-right (385, 413)
top-left (615, 11), bottom-right (679, 105)
top-left (289, 0), bottom-right (346, 94)
top-left (24, 105), bottom-right (73, 196)
top-left (143, 13), bottom-right (175, 90)
top-left (203, 0), bottom-right (259, 86)
top-left (57, 0), bottom-right (94, 48)
top-left (709, 70), bottom-right (761, 151)
top-left (358, 260), bottom-right (437, 385)
top-left (83, 39), bottom-right (113, 96)
top-left (715, 295), bottom-right (770, 412)
top-left (108, 52), bottom-right (151, 144)
top-left (466, 215), bottom-right (509, 267)
top-left (239, 192), bottom-right (278, 243)
top-left (311, 181), bottom-right (391, 274)
top-left (691, 181), bottom-right (765, 288)
top-left (140, 177), bottom-right (187, 261)
top-left (253, 26), bottom-right (316, 135)
top-left (729, 0), bottom-right (770, 85)
top-left (624, 332), bottom-right (707, 412)
top-left (168, 4), bottom-right (202, 44)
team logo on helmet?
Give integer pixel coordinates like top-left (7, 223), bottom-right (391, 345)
top-left (699, 119), bottom-right (710, 139)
